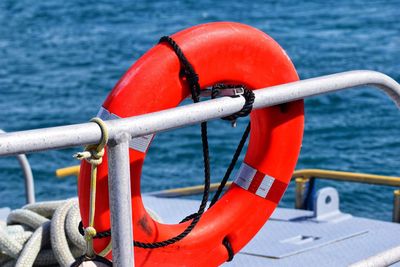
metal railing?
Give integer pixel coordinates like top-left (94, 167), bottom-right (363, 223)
top-left (58, 168), bottom-right (397, 222)
top-left (0, 129), bottom-right (35, 204)
top-left (0, 70), bottom-right (400, 266)
top-left (293, 169), bottom-right (400, 222)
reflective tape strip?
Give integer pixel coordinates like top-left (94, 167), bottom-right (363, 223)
top-left (234, 163), bottom-right (257, 190)
top-left (97, 107), bottom-right (154, 153)
top-left (256, 174), bottom-right (275, 198)
top-left (233, 162), bottom-right (279, 200)
top-left (97, 107), bottom-right (118, 121)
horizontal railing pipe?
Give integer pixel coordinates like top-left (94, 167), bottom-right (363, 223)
top-left (148, 169), bottom-right (400, 198)
top-left (0, 70), bottom-right (399, 156)
top-left (294, 169), bottom-right (400, 187)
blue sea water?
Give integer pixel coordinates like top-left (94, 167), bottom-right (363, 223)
top-left (0, 0), bottom-right (399, 222)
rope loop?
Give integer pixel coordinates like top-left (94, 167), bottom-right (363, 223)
top-left (73, 117), bottom-right (109, 260)
top-left (74, 37), bottom-right (250, 264)
top-left (159, 36), bottom-right (201, 102)
top-left (222, 237), bottom-right (234, 262)
top-left (211, 84), bottom-right (255, 125)
top-left (74, 118), bottom-right (109, 165)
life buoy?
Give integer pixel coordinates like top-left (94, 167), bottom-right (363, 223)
top-left (78, 22), bottom-right (304, 266)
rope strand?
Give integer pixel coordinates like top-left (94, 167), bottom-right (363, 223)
top-left (130, 35), bottom-right (211, 248)
top-left (209, 122), bottom-right (251, 207)
top-left (73, 118), bottom-right (109, 259)
top-left (77, 37), bottom-right (254, 263)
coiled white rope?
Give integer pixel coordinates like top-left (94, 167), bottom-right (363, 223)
top-left (0, 199), bottom-right (85, 267)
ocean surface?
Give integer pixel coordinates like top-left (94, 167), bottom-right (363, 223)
top-left (0, 0), bottom-right (399, 222)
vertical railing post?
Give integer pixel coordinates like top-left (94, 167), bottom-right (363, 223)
top-left (16, 154), bottom-right (35, 204)
top-left (0, 129), bottom-right (35, 204)
top-left (393, 189), bottom-right (400, 223)
top-left (107, 132), bottom-right (134, 267)
top-left (295, 177), bottom-right (309, 209)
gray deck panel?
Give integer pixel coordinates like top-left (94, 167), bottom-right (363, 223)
top-left (0, 207), bottom-right (10, 222)
top-left (142, 195), bottom-right (400, 266)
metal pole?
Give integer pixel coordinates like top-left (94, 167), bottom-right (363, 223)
top-left (0, 70), bottom-right (399, 156)
top-left (107, 132), bottom-right (134, 267)
top-left (16, 154), bottom-right (35, 204)
top-left (393, 189), bottom-right (400, 223)
top-left (295, 177), bottom-right (309, 209)
top-left (0, 129), bottom-right (35, 204)
top-left (349, 244), bottom-right (400, 267)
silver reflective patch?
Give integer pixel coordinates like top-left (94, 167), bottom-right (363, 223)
top-left (233, 162), bottom-right (257, 190)
top-left (255, 175), bottom-right (275, 198)
top-left (97, 106), bottom-right (153, 153)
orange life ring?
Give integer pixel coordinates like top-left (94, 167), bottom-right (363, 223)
top-left (78, 22), bottom-right (304, 266)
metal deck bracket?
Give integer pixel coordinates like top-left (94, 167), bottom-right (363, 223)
top-left (312, 187), bottom-right (351, 223)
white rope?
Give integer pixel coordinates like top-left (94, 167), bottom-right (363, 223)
top-left (51, 200), bottom-right (79, 266)
top-left (0, 198), bottom-right (85, 266)
top-left (16, 221), bottom-right (52, 266)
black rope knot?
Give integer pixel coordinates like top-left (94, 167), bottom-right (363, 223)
top-left (211, 84), bottom-right (255, 123)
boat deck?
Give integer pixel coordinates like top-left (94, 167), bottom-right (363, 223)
top-left (1, 192), bottom-right (399, 266)
top-left (143, 194), bottom-right (400, 266)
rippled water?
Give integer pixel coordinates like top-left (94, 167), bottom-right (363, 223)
top-left (0, 1), bottom-right (399, 221)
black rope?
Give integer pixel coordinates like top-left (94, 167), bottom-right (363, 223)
top-left (222, 237), bottom-right (234, 262)
top-left (126, 36), bottom-right (211, 248)
top-left (159, 36), bottom-right (201, 103)
top-left (76, 36), bottom-right (211, 249)
top-left (78, 221), bottom-right (84, 235)
top-left (181, 84), bottom-right (254, 220)
top-left (211, 84), bottom-right (255, 122)
top-left (197, 84), bottom-right (254, 262)
top-left (209, 122), bottom-right (251, 207)
top-left (79, 37), bottom-right (210, 249)
top-left (77, 36), bottom-right (254, 261)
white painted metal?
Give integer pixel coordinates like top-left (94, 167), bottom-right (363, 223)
top-left (0, 70), bottom-right (399, 265)
top-left (0, 70), bottom-right (398, 156)
top-left (16, 154), bottom-right (35, 204)
top-left (312, 187), bottom-right (351, 223)
top-left (107, 133), bottom-right (134, 267)
top-left (0, 129), bottom-right (35, 204)
top-left (349, 245), bottom-right (400, 267)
